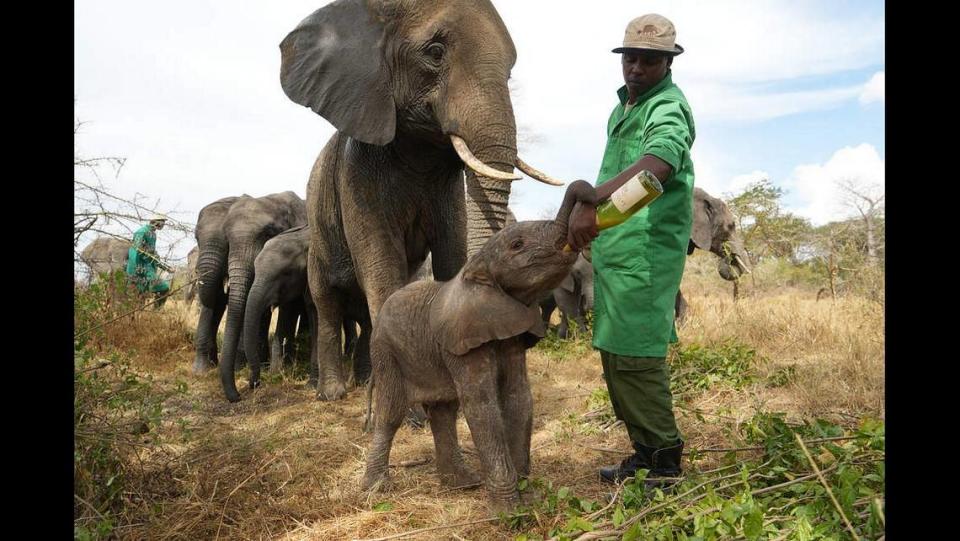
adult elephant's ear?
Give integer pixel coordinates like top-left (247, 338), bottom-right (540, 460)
top-left (691, 188), bottom-right (714, 251)
top-left (280, 0), bottom-right (396, 145)
top-left (430, 263), bottom-right (545, 356)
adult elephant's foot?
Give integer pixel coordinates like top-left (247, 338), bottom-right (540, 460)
top-left (487, 486), bottom-right (521, 514)
top-left (438, 465), bottom-right (479, 488)
top-left (192, 355), bottom-right (215, 375)
top-left (317, 380), bottom-right (347, 401)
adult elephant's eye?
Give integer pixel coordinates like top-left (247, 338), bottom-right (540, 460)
top-left (425, 42), bottom-right (445, 64)
top-left (511, 239), bottom-right (524, 251)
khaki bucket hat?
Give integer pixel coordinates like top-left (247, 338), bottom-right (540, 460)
top-left (612, 14), bottom-right (684, 56)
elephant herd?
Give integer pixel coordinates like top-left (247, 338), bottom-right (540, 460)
top-left (78, 0), bottom-right (752, 511)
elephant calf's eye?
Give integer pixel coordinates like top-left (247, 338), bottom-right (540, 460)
top-left (510, 239), bottom-right (524, 251)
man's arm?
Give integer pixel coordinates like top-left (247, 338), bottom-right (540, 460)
top-left (567, 155), bottom-right (673, 251)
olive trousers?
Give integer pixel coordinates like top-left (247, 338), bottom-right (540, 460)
top-left (599, 350), bottom-right (682, 449)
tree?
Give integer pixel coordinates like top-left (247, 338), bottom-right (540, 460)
top-left (837, 177), bottom-right (884, 268)
top-left (726, 179), bottom-right (812, 264)
top-left (74, 116), bottom-right (194, 283)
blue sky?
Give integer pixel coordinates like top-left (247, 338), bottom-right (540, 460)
top-left (75, 0), bottom-right (884, 260)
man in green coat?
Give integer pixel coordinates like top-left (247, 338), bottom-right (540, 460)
top-left (567, 13), bottom-right (695, 487)
top-left (126, 215), bottom-right (173, 300)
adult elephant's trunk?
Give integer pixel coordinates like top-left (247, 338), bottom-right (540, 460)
top-left (220, 249), bottom-right (257, 402)
top-left (460, 127), bottom-right (522, 257)
top-left (194, 239), bottom-right (228, 367)
top-left (243, 277), bottom-right (271, 390)
top-left (196, 238), bottom-right (228, 308)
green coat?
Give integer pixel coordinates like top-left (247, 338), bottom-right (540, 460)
top-left (126, 224), bottom-right (161, 293)
top-left (591, 71), bottom-right (696, 358)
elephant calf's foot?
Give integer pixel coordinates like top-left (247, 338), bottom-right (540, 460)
top-left (361, 469), bottom-right (391, 493)
top-left (317, 380), bottom-right (347, 401)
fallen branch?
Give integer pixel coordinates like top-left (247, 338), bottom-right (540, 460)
top-left (436, 482), bottom-right (482, 495)
top-left (390, 458), bottom-right (430, 468)
top-left (353, 514), bottom-right (527, 541)
top-left (795, 433), bottom-right (861, 541)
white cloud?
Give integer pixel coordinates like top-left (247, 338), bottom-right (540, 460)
top-left (783, 144), bottom-right (884, 225)
top-left (859, 71), bottom-right (885, 104)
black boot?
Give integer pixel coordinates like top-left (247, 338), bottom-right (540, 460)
top-left (639, 440), bottom-right (684, 490)
top-left (599, 441), bottom-right (651, 484)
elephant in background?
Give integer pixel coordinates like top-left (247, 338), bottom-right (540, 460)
top-left (219, 191), bottom-right (308, 402)
top-left (362, 182), bottom-right (595, 511)
top-left (171, 246), bottom-right (200, 304)
top-left (80, 236), bottom-right (130, 283)
top-left (538, 253), bottom-right (594, 338)
top-left (193, 196), bottom-right (241, 374)
top-left (243, 224), bottom-right (372, 391)
top-left (675, 187), bottom-right (752, 323)
top-left (280, 0), bottom-right (561, 401)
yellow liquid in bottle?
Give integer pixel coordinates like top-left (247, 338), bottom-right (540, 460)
top-left (563, 170), bottom-right (664, 251)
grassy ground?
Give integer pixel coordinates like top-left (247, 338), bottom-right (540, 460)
top-left (74, 261), bottom-right (884, 540)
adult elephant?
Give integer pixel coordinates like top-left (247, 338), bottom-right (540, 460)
top-left (539, 253), bottom-right (594, 339)
top-left (243, 224), bottom-right (371, 391)
top-left (219, 191), bottom-right (308, 402)
top-left (675, 187), bottom-right (752, 323)
top-left (80, 236), bottom-right (130, 283)
top-left (172, 246), bottom-right (200, 304)
top-left (193, 196), bottom-right (241, 374)
top-left (280, 0), bottom-right (562, 400)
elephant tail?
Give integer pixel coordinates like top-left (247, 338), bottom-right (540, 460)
top-left (363, 375), bottom-right (375, 434)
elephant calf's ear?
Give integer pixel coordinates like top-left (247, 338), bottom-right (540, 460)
top-left (691, 193), bottom-right (714, 250)
top-left (430, 279), bottom-right (545, 356)
top-left (280, 0), bottom-right (397, 145)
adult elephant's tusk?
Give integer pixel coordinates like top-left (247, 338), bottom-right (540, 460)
top-left (515, 157), bottom-right (565, 186)
top-left (734, 254), bottom-right (752, 274)
top-left (450, 134), bottom-right (521, 181)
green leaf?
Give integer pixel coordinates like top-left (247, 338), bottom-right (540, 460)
top-left (613, 506), bottom-right (625, 527)
top-left (563, 516), bottom-right (594, 533)
top-left (743, 507), bottom-right (763, 540)
top-left (557, 486), bottom-right (570, 500)
top-left (372, 502), bottom-right (393, 512)
top-left (623, 521), bottom-right (644, 541)
top-left (518, 478), bottom-right (528, 491)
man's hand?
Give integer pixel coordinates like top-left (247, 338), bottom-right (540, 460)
top-left (568, 201), bottom-right (598, 252)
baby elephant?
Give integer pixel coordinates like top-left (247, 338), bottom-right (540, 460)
top-left (362, 181), bottom-right (595, 511)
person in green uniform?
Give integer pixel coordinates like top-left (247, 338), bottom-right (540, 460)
top-left (126, 215), bottom-right (173, 303)
top-left (567, 13), bottom-right (695, 487)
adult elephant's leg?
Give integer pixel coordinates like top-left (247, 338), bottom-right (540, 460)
top-left (305, 297), bottom-right (319, 389)
top-left (342, 319), bottom-right (358, 360)
top-left (194, 293), bottom-right (226, 373)
top-left (307, 253), bottom-right (348, 400)
top-left (274, 302), bottom-right (299, 371)
top-left (427, 401), bottom-right (478, 487)
top-left (675, 290), bottom-right (688, 325)
top-left (352, 318), bottom-right (372, 385)
top-left (498, 339), bottom-right (533, 478)
top-left (448, 347), bottom-right (519, 510)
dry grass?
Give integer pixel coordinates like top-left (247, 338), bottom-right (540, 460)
top-left (76, 267), bottom-right (884, 540)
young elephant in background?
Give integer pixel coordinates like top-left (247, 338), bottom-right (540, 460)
top-left (243, 225), bottom-right (371, 390)
top-left (362, 182), bottom-right (595, 511)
